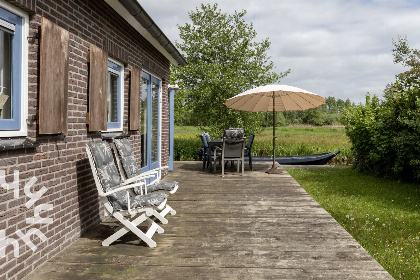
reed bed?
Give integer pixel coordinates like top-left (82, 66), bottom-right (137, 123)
top-left (174, 125), bottom-right (352, 164)
top-left (253, 126), bottom-right (352, 164)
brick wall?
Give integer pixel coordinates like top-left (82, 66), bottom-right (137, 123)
top-left (0, 1), bottom-right (171, 279)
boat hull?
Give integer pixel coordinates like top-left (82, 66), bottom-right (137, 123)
top-left (251, 151), bottom-right (340, 165)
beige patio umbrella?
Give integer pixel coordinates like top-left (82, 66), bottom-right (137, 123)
top-left (224, 84), bottom-right (326, 174)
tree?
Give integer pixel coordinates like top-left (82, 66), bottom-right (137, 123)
top-left (171, 3), bottom-right (288, 136)
top-left (343, 37), bottom-right (420, 182)
top-left (392, 36), bottom-right (420, 89)
top-left (325, 96), bottom-right (337, 113)
top-left (279, 96), bottom-right (352, 126)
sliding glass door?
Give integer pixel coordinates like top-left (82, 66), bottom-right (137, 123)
top-left (141, 71), bottom-right (160, 172)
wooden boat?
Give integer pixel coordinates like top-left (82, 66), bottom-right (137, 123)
top-left (251, 151), bottom-right (340, 165)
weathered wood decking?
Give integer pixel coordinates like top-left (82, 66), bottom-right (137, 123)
top-left (25, 161), bottom-right (393, 279)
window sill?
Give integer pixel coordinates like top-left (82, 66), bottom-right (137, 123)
top-left (0, 137), bottom-right (40, 151)
top-left (100, 132), bottom-right (127, 140)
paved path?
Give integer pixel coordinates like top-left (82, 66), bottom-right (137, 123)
top-left (25, 161), bottom-right (393, 279)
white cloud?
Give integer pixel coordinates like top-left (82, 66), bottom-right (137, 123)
top-left (140, 0), bottom-right (420, 103)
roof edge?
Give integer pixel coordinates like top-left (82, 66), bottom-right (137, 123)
top-left (106, 0), bottom-right (186, 66)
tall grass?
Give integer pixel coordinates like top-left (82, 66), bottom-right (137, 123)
top-left (174, 126), bottom-right (202, 161)
top-left (288, 168), bottom-right (420, 280)
top-left (174, 125), bottom-right (352, 164)
top-left (254, 126), bottom-right (352, 164)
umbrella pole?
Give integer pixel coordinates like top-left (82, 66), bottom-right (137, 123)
top-left (272, 96), bottom-right (276, 167)
top-left (266, 93), bottom-right (282, 174)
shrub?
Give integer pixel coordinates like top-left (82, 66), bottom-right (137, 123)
top-left (174, 134), bottom-right (202, 161)
top-left (343, 85), bottom-right (420, 182)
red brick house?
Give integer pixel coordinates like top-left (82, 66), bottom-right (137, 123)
top-left (0, 0), bottom-right (185, 279)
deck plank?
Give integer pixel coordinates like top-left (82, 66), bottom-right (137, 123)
top-left (24, 161), bottom-right (393, 280)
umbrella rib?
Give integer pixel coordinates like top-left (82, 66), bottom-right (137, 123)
top-left (296, 91), bottom-right (323, 108)
top-left (294, 93), bottom-right (305, 110)
top-left (227, 95), bottom-right (246, 110)
top-left (283, 92), bottom-right (321, 111)
top-left (249, 94), bottom-right (263, 111)
top-left (276, 91), bottom-right (285, 111)
top-left (225, 85), bottom-right (325, 112)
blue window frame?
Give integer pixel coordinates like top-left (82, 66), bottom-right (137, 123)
top-left (168, 86), bottom-right (178, 171)
top-left (140, 71), bottom-right (161, 174)
top-left (107, 59), bottom-right (123, 131)
top-left (0, 5), bottom-right (26, 134)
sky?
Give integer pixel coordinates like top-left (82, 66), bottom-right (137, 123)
top-left (140, 0), bottom-right (420, 104)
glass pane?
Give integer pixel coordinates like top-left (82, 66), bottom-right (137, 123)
top-left (141, 77), bottom-right (148, 168)
top-left (107, 72), bottom-right (118, 122)
top-left (151, 81), bottom-right (159, 163)
top-left (0, 30), bottom-right (12, 119)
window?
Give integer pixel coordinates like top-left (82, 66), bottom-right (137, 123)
top-left (141, 76), bottom-right (148, 167)
top-left (0, 21), bottom-right (12, 119)
top-left (106, 59), bottom-right (123, 131)
top-left (140, 71), bottom-right (160, 171)
top-left (88, 46), bottom-right (124, 133)
top-left (0, 2), bottom-right (28, 137)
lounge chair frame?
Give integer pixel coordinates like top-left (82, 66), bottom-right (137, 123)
top-left (86, 143), bottom-right (167, 248)
top-left (111, 139), bottom-right (177, 217)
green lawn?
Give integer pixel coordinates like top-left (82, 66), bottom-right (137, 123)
top-left (287, 168), bottom-right (420, 280)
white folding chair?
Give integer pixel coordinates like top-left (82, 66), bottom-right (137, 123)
top-left (112, 138), bottom-right (178, 218)
top-left (86, 142), bottom-right (168, 247)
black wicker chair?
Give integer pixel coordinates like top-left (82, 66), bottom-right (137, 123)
top-left (244, 133), bottom-right (255, 171)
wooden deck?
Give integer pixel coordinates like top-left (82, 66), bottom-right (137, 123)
top-left (25, 161), bottom-right (393, 279)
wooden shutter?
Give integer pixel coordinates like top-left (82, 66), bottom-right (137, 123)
top-left (130, 66), bottom-right (141, 130)
top-left (88, 44), bottom-right (108, 132)
top-left (39, 17), bottom-right (69, 134)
